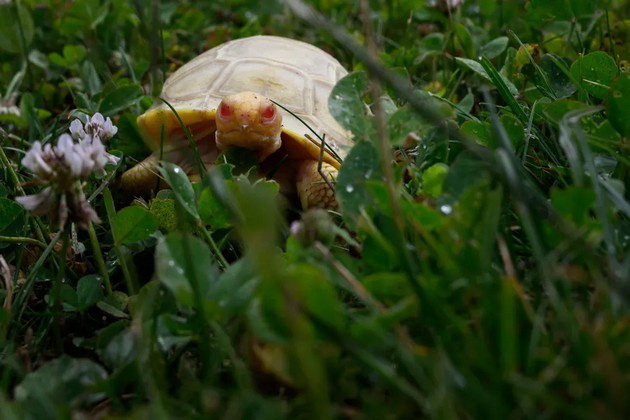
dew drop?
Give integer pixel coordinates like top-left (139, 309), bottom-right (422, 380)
top-left (345, 184), bottom-right (354, 193)
top-left (173, 167), bottom-right (180, 173)
top-left (440, 204), bottom-right (453, 215)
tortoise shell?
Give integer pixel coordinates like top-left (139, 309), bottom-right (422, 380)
top-left (137, 35), bottom-right (352, 167)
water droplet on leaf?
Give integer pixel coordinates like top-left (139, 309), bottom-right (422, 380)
top-left (440, 204), bottom-right (452, 214)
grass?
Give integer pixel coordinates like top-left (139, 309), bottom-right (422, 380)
top-left (1, 0), bottom-right (629, 418)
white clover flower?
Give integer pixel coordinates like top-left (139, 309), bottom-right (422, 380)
top-left (81, 112), bottom-right (118, 142)
top-left (69, 119), bottom-right (86, 140)
top-left (22, 141), bottom-right (53, 178)
top-left (15, 113), bottom-right (119, 229)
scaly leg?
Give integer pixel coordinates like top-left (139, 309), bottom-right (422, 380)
top-left (295, 160), bottom-right (338, 210)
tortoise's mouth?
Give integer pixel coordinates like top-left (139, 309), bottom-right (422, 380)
top-left (216, 129), bottom-right (275, 147)
top-left (215, 128), bottom-right (282, 158)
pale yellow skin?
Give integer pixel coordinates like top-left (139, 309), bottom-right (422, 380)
top-left (214, 92), bottom-right (283, 160)
top-left (121, 92), bottom-right (338, 209)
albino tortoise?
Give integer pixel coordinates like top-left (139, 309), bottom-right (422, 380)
top-left (121, 35), bottom-right (352, 209)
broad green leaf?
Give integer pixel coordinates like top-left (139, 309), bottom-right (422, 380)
top-left (454, 23), bottom-right (475, 58)
top-left (606, 73), bottom-right (630, 136)
top-left (402, 201), bottom-right (443, 230)
top-left (421, 163), bottom-right (449, 197)
top-left (0, 3), bottom-right (34, 54)
top-left (112, 206), bottom-right (158, 245)
top-left (48, 52), bottom-right (67, 68)
top-left (500, 113), bottom-right (525, 148)
top-left (530, 0), bottom-right (596, 21)
top-left (336, 141), bottom-right (383, 227)
top-left (543, 99), bottom-right (588, 125)
top-left (0, 198), bottom-right (26, 234)
top-left (210, 257), bottom-right (258, 317)
top-left (15, 356), bottom-right (107, 410)
top-left (461, 120), bottom-right (493, 148)
top-left (98, 85), bottom-right (144, 116)
top-left (62, 45), bottom-right (86, 66)
top-left (159, 162), bottom-right (199, 221)
top-left (387, 106), bottom-right (428, 147)
top-left (362, 272), bottom-right (411, 304)
top-left (551, 187), bottom-right (595, 225)
top-left (443, 151), bottom-right (490, 200)
top-left (59, 284), bottom-right (78, 312)
top-left (540, 54), bottom-right (576, 98)
top-left (457, 57), bottom-right (520, 97)
top-left (198, 187), bottom-right (231, 229)
top-left (100, 329), bottom-right (137, 369)
top-left (155, 233), bottom-right (217, 308)
top-left (290, 264), bottom-right (344, 332)
top-left (387, 98), bottom-right (451, 147)
top-left (416, 33), bottom-right (445, 64)
top-left (456, 57), bottom-right (491, 80)
top-left (481, 37), bottom-right (509, 60)
top-left (570, 52), bottom-right (618, 99)
top-left (97, 291), bottom-right (129, 318)
top-left (80, 61), bottom-right (102, 96)
top-left (329, 72), bottom-right (371, 142)
top-left (76, 275), bottom-right (104, 311)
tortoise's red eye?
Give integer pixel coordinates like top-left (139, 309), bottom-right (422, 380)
top-left (261, 105), bottom-right (276, 122)
top-left (219, 103), bottom-right (232, 119)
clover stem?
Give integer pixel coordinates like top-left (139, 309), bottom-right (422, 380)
top-left (51, 227), bottom-right (70, 352)
top-left (0, 235), bottom-right (47, 249)
top-left (103, 188), bottom-right (138, 295)
top-left (198, 225), bottom-right (228, 269)
top-left (87, 220), bottom-right (113, 296)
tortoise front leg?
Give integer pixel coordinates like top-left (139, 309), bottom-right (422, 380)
top-left (121, 154), bottom-right (160, 194)
top-left (295, 160), bottom-right (338, 210)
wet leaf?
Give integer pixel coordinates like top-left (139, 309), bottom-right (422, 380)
top-left (606, 73), bottom-right (630, 136)
top-left (422, 163), bottom-right (449, 197)
top-left (329, 72), bottom-right (371, 142)
top-left (336, 141), bottom-right (383, 227)
top-left (570, 52), bottom-right (618, 99)
top-left (198, 187), bottom-right (231, 229)
top-left (443, 151), bottom-right (490, 201)
top-left (461, 120), bottom-right (493, 148)
top-left (155, 233), bottom-right (217, 308)
top-left (454, 23), bottom-right (475, 58)
top-left (543, 99), bottom-right (588, 125)
top-left (76, 275), bottom-right (104, 311)
top-left (551, 186), bottom-right (595, 225)
top-left (481, 36), bottom-right (508, 60)
top-left (112, 206), bottom-right (158, 245)
top-left (98, 85), bottom-right (144, 116)
top-left (15, 356), bottom-right (107, 410)
top-left (0, 198), bottom-right (26, 236)
top-left (0, 3), bottom-right (34, 54)
top-left (97, 291), bottom-right (129, 318)
top-left (500, 113), bottom-right (525, 148)
top-left (540, 54), bottom-right (576, 98)
top-left (160, 161), bottom-right (199, 221)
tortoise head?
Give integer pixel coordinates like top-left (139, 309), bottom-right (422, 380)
top-left (215, 91), bottom-right (283, 160)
